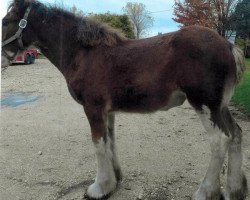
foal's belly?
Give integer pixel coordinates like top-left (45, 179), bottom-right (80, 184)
top-left (112, 88), bottom-right (186, 113)
top-left (159, 90), bottom-right (186, 111)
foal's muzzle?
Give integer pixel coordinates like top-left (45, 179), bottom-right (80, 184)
top-left (1, 54), bottom-right (11, 70)
top-left (1, 50), bottom-right (16, 70)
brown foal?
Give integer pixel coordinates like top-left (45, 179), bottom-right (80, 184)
top-left (2, 0), bottom-right (248, 199)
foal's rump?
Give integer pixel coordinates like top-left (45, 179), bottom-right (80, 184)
top-left (169, 26), bottom-right (244, 111)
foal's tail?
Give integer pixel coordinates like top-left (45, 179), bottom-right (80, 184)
top-left (232, 45), bottom-right (246, 84)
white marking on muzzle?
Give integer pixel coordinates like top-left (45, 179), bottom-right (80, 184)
top-left (1, 55), bottom-right (10, 68)
top-left (1, 51), bottom-right (15, 69)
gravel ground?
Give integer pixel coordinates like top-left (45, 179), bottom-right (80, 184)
top-left (1, 59), bottom-right (250, 200)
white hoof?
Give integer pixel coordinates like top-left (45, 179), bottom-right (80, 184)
top-left (86, 180), bottom-right (116, 199)
top-left (193, 188), bottom-right (206, 200)
top-left (193, 185), bottom-right (222, 200)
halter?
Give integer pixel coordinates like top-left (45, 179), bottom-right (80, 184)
top-left (2, 6), bottom-right (32, 60)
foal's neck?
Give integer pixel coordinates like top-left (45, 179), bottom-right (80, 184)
top-left (29, 5), bottom-right (83, 74)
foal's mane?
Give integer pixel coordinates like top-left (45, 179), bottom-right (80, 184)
top-left (10, 0), bottom-right (127, 47)
top-left (46, 3), bottom-right (127, 47)
top-left (77, 16), bottom-right (128, 47)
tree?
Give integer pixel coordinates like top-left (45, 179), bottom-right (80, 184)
top-left (210, 0), bottom-right (238, 37)
top-left (70, 6), bottom-right (135, 39)
top-left (122, 2), bottom-right (154, 39)
top-left (231, 0), bottom-right (250, 39)
top-left (90, 13), bottom-right (135, 39)
top-left (70, 5), bottom-right (84, 17)
top-left (173, 0), bottom-right (216, 28)
top-left (231, 0), bottom-right (250, 56)
top-left (173, 0), bottom-right (238, 37)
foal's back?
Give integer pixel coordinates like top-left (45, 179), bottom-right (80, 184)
top-left (89, 25), bottom-right (235, 112)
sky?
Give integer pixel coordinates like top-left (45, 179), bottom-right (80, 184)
top-left (1, 0), bottom-right (180, 37)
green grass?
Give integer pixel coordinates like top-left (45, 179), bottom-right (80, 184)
top-left (245, 58), bottom-right (250, 70)
top-left (232, 58), bottom-right (250, 114)
top-left (38, 54), bottom-right (45, 59)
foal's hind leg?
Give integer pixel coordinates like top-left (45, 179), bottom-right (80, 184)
top-left (221, 107), bottom-right (248, 200)
top-left (107, 113), bottom-right (123, 182)
top-left (194, 106), bottom-right (230, 200)
top-left (84, 107), bottom-right (118, 199)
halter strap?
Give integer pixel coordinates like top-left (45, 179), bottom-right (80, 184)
top-left (2, 6), bottom-right (32, 49)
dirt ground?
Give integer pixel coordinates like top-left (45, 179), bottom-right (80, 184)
top-left (1, 59), bottom-right (250, 200)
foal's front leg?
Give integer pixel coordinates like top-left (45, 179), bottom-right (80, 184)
top-left (84, 107), bottom-right (119, 199)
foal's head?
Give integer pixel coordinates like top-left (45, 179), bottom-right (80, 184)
top-left (2, 0), bottom-right (36, 69)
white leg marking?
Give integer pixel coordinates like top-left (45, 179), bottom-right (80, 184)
top-left (227, 138), bottom-right (243, 185)
top-left (194, 106), bottom-right (230, 200)
top-left (87, 137), bottom-right (117, 199)
top-left (107, 113), bottom-right (122, 181)
top-left (222, 76), bottom-right (247, 198)
top-left (225, 121), bottom-right (246, 199)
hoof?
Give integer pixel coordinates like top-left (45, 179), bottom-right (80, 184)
top-left (224, 175), bottom-right (248, 200)
top-left (85, 181), bottom-right (116, 200)
top-left (193, 185), bottom-right (223, 200)
top-left (84, 192), bottom-right (110, 200)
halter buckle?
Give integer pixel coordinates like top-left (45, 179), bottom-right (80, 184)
top-left (19, 19), bottom-right (27, 29)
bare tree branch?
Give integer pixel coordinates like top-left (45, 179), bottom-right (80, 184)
top-left (123, 2), bottom-right (154, 39)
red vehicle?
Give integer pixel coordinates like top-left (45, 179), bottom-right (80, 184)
top-left (12, 49), bottom-right (38, 64)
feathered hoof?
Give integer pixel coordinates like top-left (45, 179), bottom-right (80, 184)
top-left (193, 185), bottom-right (223, 200)
top-left (84, 181), bottom-right (116, 200)
top-left (84, 192), bottom-right (111, 200)
top-left (224, 175), bottom-right (248, 200)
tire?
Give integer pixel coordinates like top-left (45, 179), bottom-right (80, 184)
top-left (30, 54), bottom-right (35, 64)
top-left (24, 54), bottom-right (31, 65)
